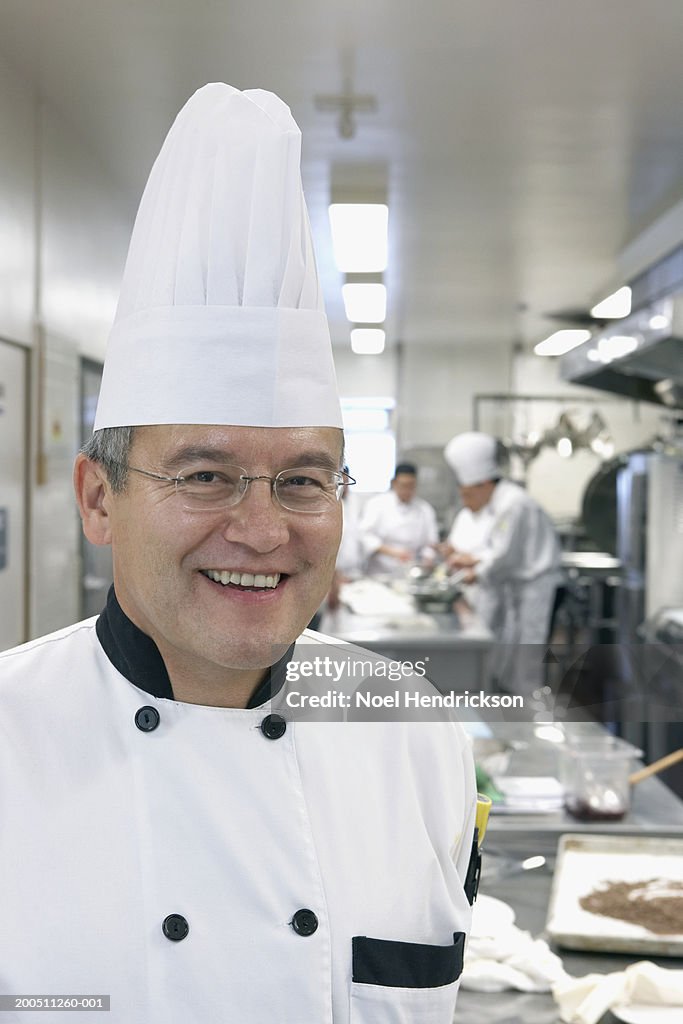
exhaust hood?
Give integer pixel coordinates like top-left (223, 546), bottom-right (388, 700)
top-left (560, 295), bottom-right (683, 408)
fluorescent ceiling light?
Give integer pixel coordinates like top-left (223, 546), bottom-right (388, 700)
top-left (329, 204), bottom-right (388, 272)
top-left (590, 286), bottom-right (631, 319)
top-left (556, 437), bottom-right (573, 458)
top-left (351, 328), bottom-right (385, 354)
top-left (342, 283), bottom-right (386, 323)
top-left (534, 330), bottom-right (591, 356)
top-left (597, 335), bottom-right (638, 362)
top-left (649, 314), bottom-right (669, 330)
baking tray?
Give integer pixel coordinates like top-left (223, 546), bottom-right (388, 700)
top-left (546, 834), bottom-right (683, 956)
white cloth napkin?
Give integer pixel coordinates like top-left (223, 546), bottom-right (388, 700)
top-left (553, 961), bottom-right (683, 1023)
top-left (461, 896), bottom-right (569, 993)
top-left (338, 579), bottom-right (416, 617)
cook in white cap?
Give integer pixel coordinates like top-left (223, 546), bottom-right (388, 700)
top-left (359, 461), bottom-right (440, 576)
top-left (0, 84), bottom-right (476, 1023)
top-left (443, 431), bottom-right (562, 692)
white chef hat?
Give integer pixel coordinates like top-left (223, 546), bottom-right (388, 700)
top-left (94, 83), bottom-right (341, 430)
top-left (444, 432), bottom-right (499, 486)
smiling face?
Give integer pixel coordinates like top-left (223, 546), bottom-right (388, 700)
top-left (76, 424), bottom-right (343, 689)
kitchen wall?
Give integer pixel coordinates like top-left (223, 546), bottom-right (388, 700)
top-left (0, 53), bottom-right (130, 640)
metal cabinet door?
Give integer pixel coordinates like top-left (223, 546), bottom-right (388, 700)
top-left (0, 339), bottom-right (27, 650)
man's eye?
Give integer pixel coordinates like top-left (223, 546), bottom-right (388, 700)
top-left (188, 471), bottom-right (222, 484)
top-left (284, 475), bottom-right (322, 488)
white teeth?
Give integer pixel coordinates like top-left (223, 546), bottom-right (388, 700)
top-left (204, 569), bottom-right (280, 589)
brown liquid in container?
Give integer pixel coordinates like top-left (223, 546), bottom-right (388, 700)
top-left (565, 797), bottom-right (627, 822)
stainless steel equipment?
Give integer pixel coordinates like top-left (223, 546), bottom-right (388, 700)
top-left (561, 293), bottom-right (683, 407)
top-left (405, 565), bottom-right (466, 612)
top-left (616, 449), bottom-right (683, 626)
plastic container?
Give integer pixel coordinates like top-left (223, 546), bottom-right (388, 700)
top-left (560, 734), bottom-right (641, 822)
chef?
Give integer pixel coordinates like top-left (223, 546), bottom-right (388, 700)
top-left (0, 85), bottom-right (476, 1023)
top-left (444, 431), bottom-right (562, 693)
top-left (360, 462), bottom-right (439, 575)
top-left (325, 467), bottom-right (364, 612)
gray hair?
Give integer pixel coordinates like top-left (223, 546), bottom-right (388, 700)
top-left (80, 427), bottom-right (136, 493)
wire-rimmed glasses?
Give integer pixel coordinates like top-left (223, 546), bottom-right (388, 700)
top-left (126, 464), bottom-right (356, 514)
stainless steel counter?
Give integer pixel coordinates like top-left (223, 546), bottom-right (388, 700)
top-left (456, 830), bottom-right (683, 1024)
top-left (483, 721), bottom-right (683, 838)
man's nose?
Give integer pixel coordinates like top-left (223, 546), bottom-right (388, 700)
top-left (219, 478), bottom-right (290, 550)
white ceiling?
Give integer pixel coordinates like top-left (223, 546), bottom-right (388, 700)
top-left (3, 0), bottom-right (683, 351)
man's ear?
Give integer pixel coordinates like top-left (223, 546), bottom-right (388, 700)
top-left (73, 454), bottom-right (115, 546)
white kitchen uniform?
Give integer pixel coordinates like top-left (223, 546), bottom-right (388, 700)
top-left (337, 490), bottom-right (365, 576)
top-left (0, 590), bottom-right (476, 1024)
top-left (360, 491), bottom-right (439, 576)
top-left (446, 504), bottom-right (500, 631)
top-left (472, 479), bottom-right (562, 691)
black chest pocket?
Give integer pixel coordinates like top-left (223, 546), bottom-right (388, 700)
top-left (352, 932), bottom-right (465, 987)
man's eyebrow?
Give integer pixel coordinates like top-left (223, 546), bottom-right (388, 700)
top-left (161, 446), bottom-right (341, 472)
top-left (162, 446), bottom-right (238, 470)
top-left (285, 451), bottom-right (342, 471)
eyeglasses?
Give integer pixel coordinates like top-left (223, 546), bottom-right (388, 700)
top-left (126, 464), bottom-right (356, 514)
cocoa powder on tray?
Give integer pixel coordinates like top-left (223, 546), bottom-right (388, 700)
top-left (580, 878), bottom-right (683, 934)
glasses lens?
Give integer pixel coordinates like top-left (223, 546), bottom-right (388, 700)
top-left (275, 468), bottom-right (342, 512)
top-left (177, 466), bottom-right (244, 510)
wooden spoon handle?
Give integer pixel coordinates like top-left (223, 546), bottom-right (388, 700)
top-left (629, 748), bottom-right (683, 785)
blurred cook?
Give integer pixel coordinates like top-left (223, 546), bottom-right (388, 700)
top-left (443, 432), bottom-right (562, 668)
top-left (326, 468), bottom-right (364, 611)
top-left (360, 461), bottom-right (439, 575)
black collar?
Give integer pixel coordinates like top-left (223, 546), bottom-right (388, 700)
top-left (96, 585), bottom-right (294, 708)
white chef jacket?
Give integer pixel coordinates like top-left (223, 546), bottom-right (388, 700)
top-left (336, 490), bottom-right (364, 575)
top-left (446, 504), bottom-right (501, 634)
top-left (474, 479), bottom-right (561, 594)
top-left (450, 480), bottom-right (561, 693)
top-left (360, 490), bottom-right (439, 576)
top-left (0, 589), bottom-right (476, 1024)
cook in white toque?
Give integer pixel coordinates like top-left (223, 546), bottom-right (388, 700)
top-left (444, 431), bottom-right (499, 486)
top-left (94, 83), bottom-right (341, 430)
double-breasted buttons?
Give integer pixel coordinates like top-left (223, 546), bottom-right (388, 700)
top-left (290, 909), bottom-right (318, 936)
top-left (260, 713), bottom-right (287, 740)
top-left (135, 706), bottom-right (160, 732)
top-left (162, 914), bottom-right (189, 941)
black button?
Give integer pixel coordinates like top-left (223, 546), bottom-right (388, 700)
top-left (135, 706), bottom-right (160, 732)
top-left (291, 909), bottom-right (318, 936)
top-left (260, 713), bottom-right (287, 740)
top-left (162, 914), bottom-right (189, 941)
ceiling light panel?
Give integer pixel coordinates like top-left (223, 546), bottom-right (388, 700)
top-left (591, 286), bottom-right (632, 319)
top-left (534, 330), bottom-right (591, 356)
top-left (342, 283), bottom-right (387, 323)
top-left (329, 204), bottom-right (388, 272)
top-left (351, 328), bottom-right (385, 354)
